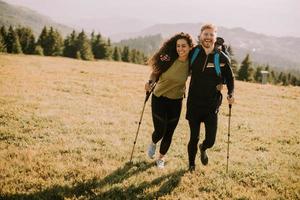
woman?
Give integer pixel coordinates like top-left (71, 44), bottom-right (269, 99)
top-left (145, 32), bottom-right (193, 168)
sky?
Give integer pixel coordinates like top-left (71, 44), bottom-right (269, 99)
top-left (3, 0), bottom-right (300, 37)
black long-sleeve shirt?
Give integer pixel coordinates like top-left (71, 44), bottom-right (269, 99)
top-left (186, 45), bottom-right (234, 118)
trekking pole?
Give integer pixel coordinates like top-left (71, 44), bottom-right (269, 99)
top-left (129, 82), bottom-right (156, 163)
top-left (226, 104), bottom-right (232, 173)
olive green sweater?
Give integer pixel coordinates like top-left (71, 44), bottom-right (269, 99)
top-left (153, 59), bottom-right (189, 99)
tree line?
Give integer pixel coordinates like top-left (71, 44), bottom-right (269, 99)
top-left (0, 25), bottom-right (299, 86)
top-left (227, 46), bottom-right (300, 86)
top-left (0, 25), bottom-right (147, 64)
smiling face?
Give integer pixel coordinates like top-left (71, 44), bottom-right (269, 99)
top-left (200, 28), bottom-right (217, 49)
top-left (176, 38), bottom-right (192, 60)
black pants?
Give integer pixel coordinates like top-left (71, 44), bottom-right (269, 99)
top-left (151, 95), bottom-right (182, 155)
top-left (187, 112), bottom-right (218, 166)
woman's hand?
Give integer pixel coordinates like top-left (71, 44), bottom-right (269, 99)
top-left (145, 80), bottom-right (155, 92)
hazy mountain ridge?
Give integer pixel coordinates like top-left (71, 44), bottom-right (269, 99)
top-left (1, 0), bottom-right (299, 70)
top-left (111, 23), bottom-right (300, 70)
top-left (66, 17), bottom-right (154, 36)
top-left (0, 0), bottom-right (73, 36)
top-left (114, 34), bottom-right (164, 57)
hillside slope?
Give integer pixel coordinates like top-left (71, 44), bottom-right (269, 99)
top-left (0, 0), bottom-right (73, 36)
top-left (0, 54), bottom-right (299, 199)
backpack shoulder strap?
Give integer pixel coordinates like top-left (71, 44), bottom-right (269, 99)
top-left (191, 47), bottom-right (222, 77)
top-left (190, 47), bottom-right (200, 65)
top-left (214, 53), bottom-right (221, 77)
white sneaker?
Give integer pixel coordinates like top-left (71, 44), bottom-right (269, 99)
top-left (147, 143), bottom-right (156, 159)
top-left (156, 159), bottom-right (165, 169)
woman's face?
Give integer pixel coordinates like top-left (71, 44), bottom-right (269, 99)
top-left (176, 39), bottom-right (192, 59)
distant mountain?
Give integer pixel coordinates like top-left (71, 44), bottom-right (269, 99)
top-left (114, 34), bottom-right (164, 56)
top-left (0, 0), bottom-right (73, 36)
top-left (66, 17), bottom-right (154, 36)
top-left (1, 0), bottom-right (299, 70)
top-left (110, 23), bottom-right (300, 70)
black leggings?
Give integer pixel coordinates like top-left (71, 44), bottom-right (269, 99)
top-left (151, 95), bottom-right (182, 155)
top-left (187, 112), bottom-right (218, 166)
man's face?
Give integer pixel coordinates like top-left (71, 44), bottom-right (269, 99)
top-left (200, 28), bottom-right (217, 48)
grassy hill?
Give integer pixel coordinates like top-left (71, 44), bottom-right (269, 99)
top-left (0, 0), bottom-right (73, 36)
top-left (0, 54), bottom-right (299, 199)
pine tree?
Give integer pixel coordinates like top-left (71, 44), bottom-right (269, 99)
top-left (112, 46), bottom-right (121, 61)
top-left (77, 30), bottom-right (93, 60)
top-left (269, 70), bottom-right (276, 84)
top-left (34, 45), bottom-right (44, 55)
top-left (91, 33), bottom-right (106, 59)
top-left (281, 74), bottom-right (288, 86)
top-left (135, 50), bottom-right (144, 64)
top-left (265, 65), bottom-right (270, 72)
top-left (37, 26), bottom-right (63, 56)
top-left (254, 66), bottom-right (262, 83)
top-left (290, 76), bottom-right (298, 86)
top-left (63, 30), bottom-right (78, 58)
top-left (130, 49), bottom-right (138, 63)
top-left (16, 26), bottom-right (36, 54)
top-left (76, 51), bottom-right (81, 59)
top-left (278, 72), bottom-right (283, 85)
top-left (287, 73), bottom-right (291, 85)
top-left (90, 31), bottom-right (96, 44)
top-left (0, 26), bottom-right (7, 40)
top-left (237, 54), bottom-right (253, 81)
top-left (37, 26), bottom-right (49, 55)
top-left (45, 27), bottom-right (63, 56)
top-left (106, 38), bottom-right (112, 59)
top-left (6, 26), bottom-right (22, 54)
top-left (265, 64), bottom-right (274, 83)
top-left (0, 26), bottom-right (7, 52)
top-left (0, 33), bottom-right (6, 52)
top-left (121, 46), bottom-right (130, 62)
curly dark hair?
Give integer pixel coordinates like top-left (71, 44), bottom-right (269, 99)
top-left (148, 32), bottom-right (194, 73)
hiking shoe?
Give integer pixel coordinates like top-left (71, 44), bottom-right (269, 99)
top-left (156, 159), bottom-right (165, 169)
top-left (199, 144), bottom-right (208, 165)
top-left (188, 165), bottom-right (195, 172)
top-left (147, 142), bottom-right (156, 159)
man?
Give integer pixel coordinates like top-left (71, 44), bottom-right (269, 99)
top-left (186, 24), bottom-right (235, 171)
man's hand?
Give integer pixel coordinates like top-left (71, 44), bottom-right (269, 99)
top-left (227, 95), bottom-right (234, 105)
top-left (216, 84), bottom-right (223, 91)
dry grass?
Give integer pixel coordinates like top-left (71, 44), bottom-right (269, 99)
top-left (0, 53), bottom-right (299, 200)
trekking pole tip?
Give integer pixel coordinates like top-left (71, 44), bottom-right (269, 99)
top-left (126, 161), bottom-right (133, 166)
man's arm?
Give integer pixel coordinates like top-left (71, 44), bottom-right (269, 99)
top-left (223, 60), bottom-right (235, 104)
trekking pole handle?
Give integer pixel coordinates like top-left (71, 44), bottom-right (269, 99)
top-left (145, 80), bottom-right (156, 102)
top-left (227, 94), bottom-right (233, 109)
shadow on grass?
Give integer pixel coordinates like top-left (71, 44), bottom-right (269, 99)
top-left (1, 161), bottom-right (187, 200)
